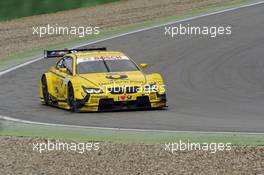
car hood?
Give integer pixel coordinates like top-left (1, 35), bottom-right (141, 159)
top-left (79, 71), bottom-right (147, 87)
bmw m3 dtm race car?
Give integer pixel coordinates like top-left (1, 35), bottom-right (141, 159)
top-left (40, 47), bottom-right (167, 112)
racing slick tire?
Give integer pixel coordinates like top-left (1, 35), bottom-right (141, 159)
top-left (67, 83), bottom-right (79, 112)
top-left (41, 75), bottom-right (50, 105)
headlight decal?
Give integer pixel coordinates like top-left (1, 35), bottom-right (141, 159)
top-left (82, 86), bottom-right (103, 94)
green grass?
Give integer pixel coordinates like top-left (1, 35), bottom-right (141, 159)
top-left (1, 120), bottom-right (264, 145)
top-left (0, 0), bottom-right (119, 21)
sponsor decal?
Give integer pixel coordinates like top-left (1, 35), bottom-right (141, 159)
top-left (119, 95), bottom-right (126, 101)
top-left (50, 51), bottom-right (67, 56)
top-left (105, 74), bottom-right (128, 80)
top-left (93, 96), bottom-right (108, 99)
top-left (98, 80), bottom-right (143, 86)
top-left (77, 55), bottom-right (129, 64)
top-left (118, 95), bottom-right (132, 101)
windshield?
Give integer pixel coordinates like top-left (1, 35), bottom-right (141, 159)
top-left (76, 56), bottom-right (139, 74)
top-left (77, 61), bottom-right (108, 74)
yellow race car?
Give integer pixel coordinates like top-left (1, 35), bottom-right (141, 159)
top-left (40, 48), bottom-right (167, 112)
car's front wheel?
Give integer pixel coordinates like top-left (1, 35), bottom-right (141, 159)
top-left (67, 83), bottom-right (79, 112)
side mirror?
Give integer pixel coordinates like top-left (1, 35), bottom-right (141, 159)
top-left (59, 68), bottom-right (67, 74)
top-left (139, 63), bottom-right (148, 70)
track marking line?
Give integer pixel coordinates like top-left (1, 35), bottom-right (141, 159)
top-left (1, 1), bottom-right (264, 134)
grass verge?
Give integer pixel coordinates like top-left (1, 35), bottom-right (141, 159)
top-left (1, 120), bottom-right (264, 145)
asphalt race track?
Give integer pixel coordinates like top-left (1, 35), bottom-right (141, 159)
top-left (1, 3), bottom-right (264, 132)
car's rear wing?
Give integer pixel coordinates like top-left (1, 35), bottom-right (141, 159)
top-left (44, 47), bottom-right (107, 58)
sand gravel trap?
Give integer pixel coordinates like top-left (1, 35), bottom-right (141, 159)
top-left (0, 0), bottom-right (229, 59)
top-left (0, 136), bottom-right (263, 175)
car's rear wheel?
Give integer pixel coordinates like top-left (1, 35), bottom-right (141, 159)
top-left (41, 76), bottom-right (50, 105)
top-left (67, 83), bottom-right (79, 112)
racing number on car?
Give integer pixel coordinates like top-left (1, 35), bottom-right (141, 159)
top-left (58, 76), bottom-right (70, 98)
top-left (53, 75), bottom-right (65, 98)
top-left (54, 56), bottom-right (73, 99)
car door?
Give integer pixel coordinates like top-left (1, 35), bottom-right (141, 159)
top-left (54, 56), bottom-right (73, 100)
